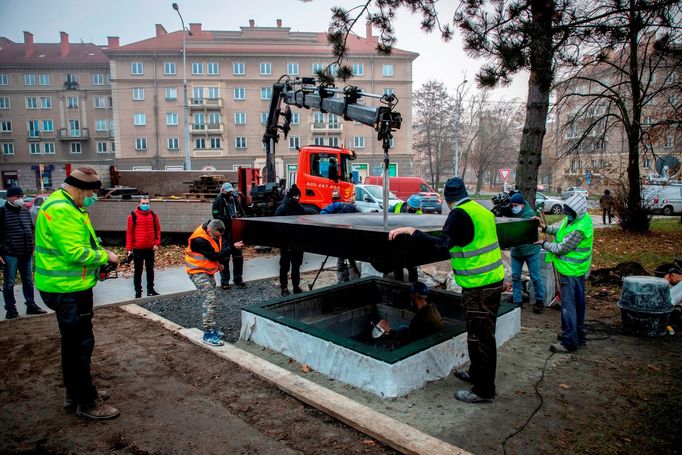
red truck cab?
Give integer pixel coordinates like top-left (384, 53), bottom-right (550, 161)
top-left (296, 145), bottom-right (356, 213)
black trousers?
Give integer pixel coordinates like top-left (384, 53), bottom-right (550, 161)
top-left (462, 280), bottom-right (503, 399)
top-left (40, 288), bottom-right (98, 407)
top-left (133, 248), bottom-right (155, 293)
top-left (219, 241), bottom-right (244, 286)
top-left (602, 208), bottom-right (612, 224)
top-left (280, 248), bottom-right (304, 290)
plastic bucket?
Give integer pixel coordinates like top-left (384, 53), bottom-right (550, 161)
top-left (617, 276), bottom-right (672, 337)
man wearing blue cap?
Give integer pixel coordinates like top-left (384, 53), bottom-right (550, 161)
top-left (389, 177), bottom-right (504, 403)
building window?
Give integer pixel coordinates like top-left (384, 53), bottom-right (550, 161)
top-left (43, 142), bottom-right (55, 154)
top-left (2, 143), bottom-right (14, 154)
top-left (70, 142), bottom-right (82, 154)
top-left (289, 136), bottom-right (300, 149)
top-left (39, 74), bottom-right (51, 86)
top-left (234, 88), bottom-right (246, 100)
top-left (313, 112), bottom-right (324, 125)
top-left (132, 87), bottom-right (145, 101)
top-left (30, 143), bottom-right (41, 155)
top-left (643, 115), bottom-right (653, 125)
top-left (0, 97), bottom-right (9, 109)
top-left (28, 120), bottom-right (39, 137)
top-left (207, 112), bottom-right (221, 125)
top-left (131, 62), bottom-right (144, 75)
top-left (106, 74), bottom-right (111, 85)
top-left (24, 74), bottom-right (36, 85)
top-left (643, 157), bottom-right (651, 169)
top-left (166, 112), bottom-right (179, 126)
top-left (382, 64), bottom-right (394, 77)
top-left (1, 121), bottom-right (12, 132)
top-left (260, 62), bottom-right (271, 75)
top-left (192, 87), bottom-right (204, 102)
top-left (287, 63), bottom-right (299, 75)
top-left (232, 62), bottom-right (245, 75)
top-left (260, 112), bottom-right (269, 125)
top-left (207, 62), bottom-right (219, 75)
top-left (260, 87), bottom-right (272, 100)
top-left (167, 137), bottom-right (179, 150)
top-left (235, 137), bottom-right (247, 149)
top-left (354, 136), bottom-right (365, 148)
top-left (313, 136), bottom-right (324, 146)
top-left (328, 114), bottom-right (340, 129)
top-left (0, 74), bottom-right (8, 85)
top-left (39, 96), bottom-right (52, 109)
top-left (312, 63), bottom-right (324, 74)
top-left (666, 136), bottom-right (674, 148)
top-left (92, 74), bottom-right (105, 85)
top-left (389, 137), bottom-right (395, 148)
top-left (207, 87), bottom-right (220, 99)
top-left (135, 138), bottom-right (147, 150)
top-left (133, 113), bottom-right (147, 126)
top-left (328, 137), bottom-right (339, 147)
top-left (97, 141), bottom-right (108, 153)
top-left (210, 137), bottom-right (221, 149)
top-left (96, 119), bottom-right (108, 131)
top-left (234, 112), bottom-right (246, 125)
top-left (164, 62), bottom-right (176, 75)
top-left (352, 64), bottom-right (364, 76)
top-left (25, 97), bottom-right (37, 109)
top-left (195, 138), bottom-right (206, 149)
top-left (192, 62), bottom-right (204, 75)
top-left (383, 88), bottom-right (394, 96)
top-left (41, 120), bottom-right (54, 132)
top-left (93, 96), bottom-right (107, 109)
top-left (67, 97), bottom-right (78, 109)
top-left (65, 74), bottom-right (78, 84)
top-left (164, 88), bottom-right (178, 101)
top-left (291, 112), bottom-right (300, 125)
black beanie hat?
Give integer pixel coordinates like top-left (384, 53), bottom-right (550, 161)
top-left (287, 184), bottom-right (301, 198)
top-left (64, 167), bottom-right (102, 190)
top-left (443, 177), bottom-right (468, 203)
top-left (6, 187), bottom-right (23, 198)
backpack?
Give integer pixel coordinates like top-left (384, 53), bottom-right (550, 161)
top-left (130, 210), bottom-right (159, 241)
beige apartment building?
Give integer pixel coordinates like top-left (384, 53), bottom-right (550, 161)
top-left (105, 21), bottom-right (418, 183)
top-left (0, 32), bottom-right (115, 191)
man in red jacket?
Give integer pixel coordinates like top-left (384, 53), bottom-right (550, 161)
top-left (126, 197), bottom-right (161, 298)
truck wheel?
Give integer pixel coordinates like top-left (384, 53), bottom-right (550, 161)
top-left (551, 204), bottom-right (563, 215)
top-left (663, 205), bottom-right (674, 216)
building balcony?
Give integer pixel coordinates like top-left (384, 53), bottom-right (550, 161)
top-left (58, 128), bottom-right (89, 140)
top-left (190, 98), bottom-right (223, 109)
top-left (94, 129), bottom-right (115, 139)
top-left (310, 122), bottom-right (343, 132)
top-left (191, 123), bottom-right (224, 134)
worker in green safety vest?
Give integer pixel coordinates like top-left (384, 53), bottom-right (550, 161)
top-left (35, 167), bottom-right (120, 420)
top-left (388, 177), bottom-right (504, 404)
top-left (537, 193), bottom-right (593, 354)
top-left (393, 194), bottom-right (423, 215)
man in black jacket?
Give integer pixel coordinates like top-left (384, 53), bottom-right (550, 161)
top-left (1, 187), bottom-right (47, 319)
top-left (212, 182), bottom-right (246, 290)
top-left (275, 185), bottom-right (305, 296)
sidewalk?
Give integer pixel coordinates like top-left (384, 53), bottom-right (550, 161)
top-left (2, 253), bottom-right (329, 321)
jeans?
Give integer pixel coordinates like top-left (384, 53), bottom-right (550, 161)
top-left (40, 288), bottom-right (98, 407)
top-left (219, 242), bottom-right (244, 286)
top-left (2, 254), bottom-right (35, 310)
top-left (462, 280), bottom-right (503, 399)
top-left (280, 248), bottom-right (304, 290)
top-left (133, 248), bottom-right (155, 293)
top-left (511, 253), bottom-right (545, 304)
top-left (558, 274), bottom-right (587, 351)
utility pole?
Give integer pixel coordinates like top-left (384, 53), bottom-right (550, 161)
top-left (453, 78), bottom-right (467, 178)
top-left (172, 3), bottom-right (192, 171)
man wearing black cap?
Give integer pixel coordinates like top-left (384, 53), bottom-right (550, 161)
top-left (275, 184), bottom-right (306, 296)
top-left (35, 167), bottom-right (120, 420)
top-left (1, 186), bottom-right (47, 318)
top-left (389, 177), bottom-right (504, 403)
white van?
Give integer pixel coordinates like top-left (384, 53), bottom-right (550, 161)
top-left (642, 184), bottom-right (682, 215)
top-left (354, 184), bottom-right (402, 213)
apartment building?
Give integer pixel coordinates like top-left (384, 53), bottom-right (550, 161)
top-left (0, 32), bottom-right (115, 191)
top-left (105, 21), bottom-right (418, 182)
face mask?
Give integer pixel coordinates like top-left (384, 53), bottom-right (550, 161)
top-left (139, 204), bottom-right (150, 211)
top-left (83, 193), bottom-right (98, 207)
top-left (10, 198), bottom-right (24, 207)
top-left (511, 205), bottom-right (523, 214)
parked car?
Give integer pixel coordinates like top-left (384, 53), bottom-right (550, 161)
top-left (413, 191), bottom-right (443, 214)
top-left (29, 194), bottom-right (51, 225)
top-left (99, 186), bottom-right (142, 199)
top-left (642, 184), bottom-right (682, 215)
top-left (363, 176), bottom-right (436, 201)
top-left (561, 187), bottom-right (589, 200)
top-left (535, 192), bottom-right (564, 214)
top-left (354, 184), bottom-right (402, 213)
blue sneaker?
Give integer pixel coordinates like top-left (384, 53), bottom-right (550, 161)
top-left (202, 330), bottom-right (224, 347)
top-left (215, 329), bottom-right (225, 338)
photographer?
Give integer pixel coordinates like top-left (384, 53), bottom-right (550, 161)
top-left (35, 167), bottom-right (120, 420)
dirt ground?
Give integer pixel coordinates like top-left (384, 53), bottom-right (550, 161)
top-left (1, 273), bottom-right (681, 454)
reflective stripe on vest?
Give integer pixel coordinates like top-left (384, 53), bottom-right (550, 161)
top-left (185, 225), bottom-right (222, 275)
top-left (448, 201), bottom-right (505, 288)
top-left (546, 214), bottom-right (593, 276)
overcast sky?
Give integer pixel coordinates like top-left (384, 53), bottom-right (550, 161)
top-left (0, 0), bottom-right (529, 102)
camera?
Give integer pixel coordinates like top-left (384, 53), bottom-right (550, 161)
top-left (97, 253), bottom-right (133, 281)
top-left (491, 190), bottom-right (518, 217)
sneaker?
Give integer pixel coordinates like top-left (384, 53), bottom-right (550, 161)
top-left (221, 284), bottom-right (231, 291)
top-left (26, 304), bottom-right (47, 315)
top-left (234, 282), bottom-right (247, 289)
top-left (64, 389), bottom-right (110, 409)
top-left (455, 390), bottom-right (493, 403)
top-left (281, 288), bottom-right (290, 297)
top-left (293, 286), bottom-right (304, 294)
top-left (147, 289), bottom-right (160, 296)
top-left (5, 308), bottom-right (19, 319)
top-left (135, 292), bottom-right (142, 299)
top-left (76, 399), bottom-right (120, 420)
top-left (215, 329), bottom-right (225, 338)
top-left (556, 334), bottom-right (587, 347)
top-left (454, 370), bottom-right (473, 384)
top-left (550, 342), bottom-right (574, 354)
top-left (202, 330), bottom-right (224, 347)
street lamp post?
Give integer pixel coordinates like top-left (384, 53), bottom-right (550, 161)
top-left (453, 79), bottom-right (468, 178)
top-left (172, 2), bottom-right (191, 171)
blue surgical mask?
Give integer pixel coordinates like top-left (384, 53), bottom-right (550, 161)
top-left (139, 204), bottom-right (150, 211)
top-left (83, 193), bottom-right (97, 207)
top-left (511, 205), bottom-right (523, 214)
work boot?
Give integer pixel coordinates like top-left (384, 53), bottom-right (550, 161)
top-left (5, 307), bottom-right (19, 319)
top-left (454, 390), bottom-right (493, 403)
top-left (293, 286), bottom-right (303, 294)
top-left (533, 301), bottom-right (544, 314)
top-left (135, 292), bottom-right (142, 299)
top-left (26, 304), bottom-right (47, 315)
top-left (64, 389), bottom-right (110, 409)
top-left (76, 399), bottom-right (120, 420)
top-left (281, 288), bottom-right (290, 297)
top-left (550, 342), bottom-right (574, 354)
top-left (234, 281), bottom-right (248, 289)
top-left (147, 289), bottom-right (160, 296)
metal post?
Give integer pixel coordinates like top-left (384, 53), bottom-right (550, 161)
top-left (173, 3), bottom-right (191, 171)
top-left (453, 79), bottom-right (467, 178)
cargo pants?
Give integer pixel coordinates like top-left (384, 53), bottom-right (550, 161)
top-left (189, 272), bottom-right (217, 331)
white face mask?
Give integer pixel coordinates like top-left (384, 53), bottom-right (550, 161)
top-left (511, 205), bottom-right (523, 214)
top-left (10, 198), bottom-right (24, 207)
